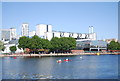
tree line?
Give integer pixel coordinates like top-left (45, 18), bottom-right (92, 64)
top-left (1, 37), bottom-right (120, 54)
top-left (18, 35), bottom-right (76, 53)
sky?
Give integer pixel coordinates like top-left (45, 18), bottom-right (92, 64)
top-left (2, 2), bottom-right (118, 40)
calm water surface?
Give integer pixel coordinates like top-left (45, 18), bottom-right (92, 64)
top-left (2, 55), bottom-right (118, 79)
top-left (0, 58), bottom-right (2, 80)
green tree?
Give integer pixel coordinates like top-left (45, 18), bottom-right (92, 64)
top-left (59, 37), bottom-right (76, 52)
top-left (41, 39), bottom-right (52, 49)
top-left (18, 36), bottom-right (30, 50)
top-left (59, 37), bottom-right (69, 51)
top-left (28, 35), bottom-right (42, 49)
top-left (50, 37), bottom-right (61, 52)
top-left (50, 37), bottom-right (76, 53)
top-left (10, 46), bottom-right (17, 53)
top-left (0, 41), bottom-right (5, 51)
top-left (67, 37), bottom-right (76, 50)
top-left (108, 41), bottom-right (120, 50)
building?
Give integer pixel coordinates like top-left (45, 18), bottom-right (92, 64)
top-left (10, 27), bottom-right (16, 40)
top-left (0, 28), bottom-right (17, 41)
top-left (22, 23), bottom-right (29, 36)
top-left (36, 24), bottom-right (52, 38)
top-left (43, 25), bottom-right (96, 41)
top-left (0, 29), bottom-right (11, 41)
top-left (76, 40), bottom-right (107, 51)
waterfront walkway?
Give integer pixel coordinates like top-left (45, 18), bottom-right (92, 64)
top-left (0, 52), bottom-right (120, 57)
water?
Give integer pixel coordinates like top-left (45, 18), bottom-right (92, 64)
top-left (2, 55), bottom-right (118, 79)
top-left (0, 57), bottom-right (2, 80)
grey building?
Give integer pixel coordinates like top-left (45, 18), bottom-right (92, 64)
top-left (0, 29), bottom-right (11, 41)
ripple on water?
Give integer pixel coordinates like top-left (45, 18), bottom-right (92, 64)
top-left (31, 74), bottom-right (53, 79)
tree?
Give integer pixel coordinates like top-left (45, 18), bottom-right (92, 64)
top-left (59, 37), bottom-right (69, 51)
top-left (0, 41), bottom-right (5, 51)
top-left (41, 39), bottom-right (52, 49)
top-left (10, 46), bottom-right (17, 53)
top-left (50, 37), bottom-right (76, 53)
top-left (50, 37), bottom-right (61, 52)
top-left (18, 36), bottom-right (30, 50)
top-left (59, 37), bottom-right (76, 52)
top-left (28, 35), bottom-right (42, 50)
top-left (108, 41), bottom-right (120, 50)
top-left (67, 37), bottom-right (76, 50)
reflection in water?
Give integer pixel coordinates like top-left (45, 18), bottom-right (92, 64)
top-left (0, 58), bottom-right (2, 80)
top-left (2, 55), bottom-right (118, 79)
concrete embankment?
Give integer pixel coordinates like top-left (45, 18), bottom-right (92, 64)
top-left (0, 52), bottom-right (119, 57)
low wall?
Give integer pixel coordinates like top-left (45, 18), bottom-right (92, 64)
top-left (71, 50), bottom-right (84, 53)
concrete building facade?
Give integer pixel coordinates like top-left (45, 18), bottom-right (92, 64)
top-left (44, 31), bottom-right (96, 41)
top-left (36, 24), bottom-right (96, 41)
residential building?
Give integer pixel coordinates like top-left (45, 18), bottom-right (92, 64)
top-left (36, 24), bottom-right (52, 38)
top-left (10, 27), bottom-right (16, 40)
top-left (22, 23), bottom-right (29, 36)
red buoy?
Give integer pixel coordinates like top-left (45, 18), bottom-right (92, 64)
top-left (13, 57), bottom-right (17, 59)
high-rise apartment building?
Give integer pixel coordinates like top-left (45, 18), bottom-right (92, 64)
top-left (10, 27), bottom-right (16, 40)
top-left (36, 24), bottom-right (52, 38)
top-left (22, 23), bottom-right (29, 36)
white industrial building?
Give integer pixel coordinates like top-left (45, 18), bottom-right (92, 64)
top-left (41, 25), bottom-right (96, 41)
top-left (44, 31), bottom-right (96, 41)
